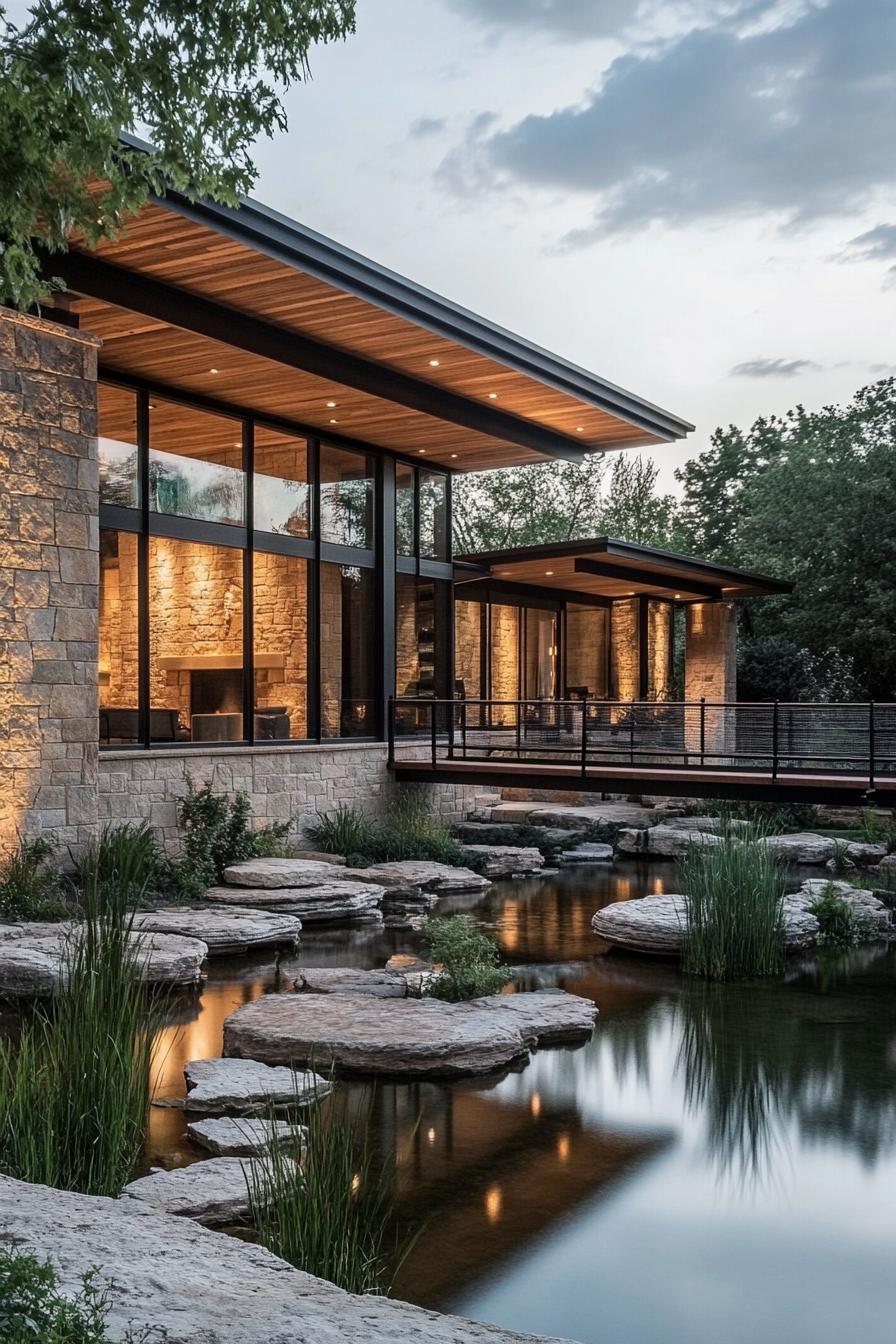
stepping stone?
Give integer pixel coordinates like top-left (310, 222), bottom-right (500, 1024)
top-left (122, 1156), bottom-right (294, 1224)
top-left (134, 906), bottom-right (301, 955)
top-left (187, 1116), bottom-right (306, 1156)
top-left (616, 824), bottom-right (722, 858)
top-left (224, 991), bottom-right (533, 1078)
top-left (558, 842), bottom-right (614, 864)
top-left (0, 922), bottom-right (207, 999)
top-left (204, 883), bottom-right (384, 924)
top-left (476, 989), bottom-right (597, 1044)
top-left (351, 860), bottom-right (491, 893)
top-left (183, 1057), bottom-right (331, 1114)
top-left (223, 858), bottom-right (355, 888)
top-left (294, 967), bottom-right (407, 997)
top-left (459, 845), bottom-right (544, 877)
top-left (0, 1173), bottom-right (577, 1343)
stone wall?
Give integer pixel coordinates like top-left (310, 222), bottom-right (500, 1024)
top-left (565, 604), bottom-right (608, 698)
top-left (646, 600), bottom-right (672, 698)
top-left (684, 601), bottom-right (737, 754)
top-left (0, 310), bottom-right (100, 854)
top-left (97, 742), bottom-right (479, 852)
top-left (610, 598), bottom-right (640, 702)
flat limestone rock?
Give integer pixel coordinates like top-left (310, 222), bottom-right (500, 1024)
top-left (204, 883), bottom-right (384, 924)
top-left (0, 922), bottom-right (206, 998)
top-left (294, 966), bottom-right (407, 997)
top-left (134, 906), bottom-right (301, 955)
top-left (184, 1057), bottom-right (331, 1114)
top-left (0, 1175), bottom-right (578, 1344)
top-left (558, 842), bottom-right (614, 864)
top-left (224, 991), bottom-right (531, 1078)
top-left (351, 859), bottom-right (492, 893)
top-left (759, 832), bottom-right (836, 864)
top-left (476, 989), bottom-right (598, 1044)
top-left (187, 1116), bottom-right (307, 1156)
top-left (616, 825), bottom-right (722, 858)
top-left (793, 879), bottom-right (893, 935)
top-left (845, 841), bottom-right (887, 866)
top-left (223, 858), bottom-right (354, 888)
top-left (459, 844), bottom-right (545, 877)
top-left (489, 801), bottom-right (649, 831)
top-left (123, 1155), bottom-right (292, 1224)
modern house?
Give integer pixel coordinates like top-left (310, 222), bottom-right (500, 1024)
top-left (0, 174), bottom-right (794, 854)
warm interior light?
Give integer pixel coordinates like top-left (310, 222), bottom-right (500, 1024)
top-left (326, 400), bottom-right (337, 408)
top-left (485, 1185), bottom-right (503, 1223)
top-left (488, 392), bottom-right (498, 399)
top-left (575, 426), bottom-right (584, 432)
top-left (418, 449), bottom-right (426, 454)
top-left (545, 570), bottom-right (554, 576)
top-left (427, 1127), bottom-right (436, 1144)
top-left (530, 1093), bottom-right (542, 1118)
top-left (674, 593), bottom-right (681, 599)
top-left (557, 1134), bottom-right (571, 1163)
top-left (451, 453), bottom-right (458, 459)
top-left (209, 367), bottom-right (219, 374)
top-left (428, 358), bottom-right (440, 367)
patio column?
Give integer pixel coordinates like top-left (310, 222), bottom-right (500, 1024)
top-left (0, 310), bottom-right (100, 855)
top-left (684, 601), bottom-right (736, 758)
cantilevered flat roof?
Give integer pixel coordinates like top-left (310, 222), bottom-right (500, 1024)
top-left (58, 138), bottom-right (693, 472)
top-left (456, 537), bottom-right (792, 602)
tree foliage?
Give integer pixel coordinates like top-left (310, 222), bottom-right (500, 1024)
top-left (0, 0), bottom-right (356, 308)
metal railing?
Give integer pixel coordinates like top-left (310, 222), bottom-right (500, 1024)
top-left (387, 697), bottom-right (896, 786)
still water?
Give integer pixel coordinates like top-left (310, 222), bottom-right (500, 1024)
top-left (150, 864), bottom-right (896, 1344)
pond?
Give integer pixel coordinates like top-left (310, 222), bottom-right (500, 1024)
top-left (149, 863), bottom-right (896, 1344)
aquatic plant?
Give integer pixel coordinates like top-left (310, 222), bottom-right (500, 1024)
top-left (0, 1247), bottom-right (149, 1343)
top-left (305, 802), bottom-right (380, 860)
top-left (73, 821), bottom-right (164, 899)
top-left (809, 885), bottom-right (861, 950)
top-left (0, 836), bottom-right (68, 922)
top-left (682, 831), bottom-right (786, 981)
top-left (170, 778), bottom-right (292, 896)
top-left (306, 790), bottom-right (468, 867)
top-left (0, 876), bottom-right (163, 1196)
top-left (247, 1089), bottom-right (405, 1296)
top-left (422, 914), bottom-right (512, 1001)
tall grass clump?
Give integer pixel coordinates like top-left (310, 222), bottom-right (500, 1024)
top-left (682, 831), bottom-right (786, 981)
top-left (0, 836), bottom-right (68, 921)
top-left (306, 789), bottom-right (468, 868)
top-left (247, 1090), bottom-right (405, 1295)
top-left (422, 914), bottom-right (512, 1001)
top-left (73, 821), bottom-right (164, 900)
top-left (0, 875), bottom-right (162, 1196)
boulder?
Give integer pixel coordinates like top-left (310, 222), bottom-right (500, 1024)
top-left (183, 1057), bottom-right (331, 1114)
top-left (187, 1116), bottom-right (306, 1157)
top-left (459, 844), bottom-right (544, 878)
top-left (204, 883), bottom-right (384, 924)
top-left (352, 860), bottom-right (491, 893)
top-left (845, 841), bottom-right (888, 866)
top-left (224, 991), bottom-right (532, 1078)
top-left (489, 801), bottom-right (649, 831)
top-left (759, 833), bottom-right (837, 865)
top-left (134, 906), bottom-right (301, 955)
top-left (223, 858), bottom-right (351, 888)
top-left (122, 1155), bottom-right (292, 1224)
top-left (557, 842), bottom-right (614, 864)
top-left (0, 1175), bottom-right (577, 1343)
top-left (0, 921), bottom-right (206, 998)
top-left (476, 989), bottom-right (597, 1044)
top-left (793, 879), bottom-right (893, 936)
top-left (615, 824), bottom-right (721, 858)
top-left (294, 967), bottom-right (407, 997)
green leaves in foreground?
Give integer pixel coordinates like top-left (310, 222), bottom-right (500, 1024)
top-left (682, 832), bottom-right (786, 981)
top-left (0, 878), bottom-right (163, 1196)
top-left (0, 1247), bottom-right (151, 1343)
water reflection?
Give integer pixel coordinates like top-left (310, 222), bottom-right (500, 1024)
top-left (145, 863), bottom-right (896, 1344)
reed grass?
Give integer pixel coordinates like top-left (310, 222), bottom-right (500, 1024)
top-left (0, 875), bottom-right (163, 1196)
top-left (306, 789), bottom-right (466, 867)
top-left (682, 830), bottom-right (786, 981)
top-left (247, 1089), bottom-right (405, 1295)
top-left (0, 836), bottom-right (69, 921)
top-left (73, 820), bottom-right (164, 899)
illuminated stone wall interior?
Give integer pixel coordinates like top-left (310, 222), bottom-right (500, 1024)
top-left (253, 550), bottom-right (308, 735)
top-left (565, 605), bottom-right (608, 698)
top-left (0, 310), bottom-right (100, 853)
top-left (610, 599), bottom-right (640, 701)
top-left (454, 599), bottom-right (481, 698)
top-left (489, 604), bottom-right (520, 724)
top-left (684, 601), bottom-right (737, 753)
top-left (646, 600), bottom-right (672, 697)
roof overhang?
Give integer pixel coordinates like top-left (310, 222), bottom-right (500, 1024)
top-left (51, 139), bottom-right (693, 472)
top-left (455, 537), bottom-right (792, 602)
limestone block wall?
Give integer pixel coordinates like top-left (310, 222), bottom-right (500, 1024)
top-left (253, 550), bottom-right (308, 735)
top-left (565, 604), bottom-right (608, 698)
top-left (97, 743), bottom-right (480, 851)
top-left (684, 602), bottom-right (737, 754)
top-left (454, 599), bottom-right (481, 699)
top-left (646, 600), bottom-right (672, 698)
top-left (0, 310), bottom-right (100, 854)
top-left (610, 599), bottom-right (640, 702)
top-left (489, 604), bottom-right (519, 724)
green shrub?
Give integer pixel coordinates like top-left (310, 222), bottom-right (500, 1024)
top-left (810, 885), bottom-right (861, 950)
top-left (580, 818), bottom-right (618, 847)
top-left (170, 778), bottom-right (292, 896)
top-left (74, 822), bottom-right (164, 900)
top-left (0, 875), bottom-right (162, 1196)
top-left (0, 837), bottom-right (68, 921)
top-left (247, 1090), bottom-right (404, 1296)
top-left (422, 915), bottom-right (512, 1001)
top-left (682, 832), bottom-right (786, 981)
top-left (0, 1247), bottom-right (148, 1343)
top-left (306, 790), bottom-right (468, 867)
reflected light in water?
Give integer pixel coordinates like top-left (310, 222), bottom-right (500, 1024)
top-left (557, 1134), bottom-right (571, 1163)
top-left (485, 1185), bottom-right (503, 1223)
top-left (427, 1127), bottom-right (437, 1144)
top-left (615, 877), bottom-right (632, 901)
top-left (530, 1093), bottom-right (542, 1119)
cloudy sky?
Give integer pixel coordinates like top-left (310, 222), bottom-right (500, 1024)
top-left (253, 0), bottom-right (892, 485)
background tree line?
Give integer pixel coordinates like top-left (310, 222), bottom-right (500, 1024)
top-left (454, 377), bottom-right (896, 701)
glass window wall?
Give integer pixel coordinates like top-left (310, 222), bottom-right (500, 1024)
top-left (149, 400), bottom-right (245, 527)
top-left (319, 446), bottom-right (373, 547)
top-left (320, 564), bottom-right (375, 737)
top-left (254, 427), bottom-right (310, 537)
top-left (98, 385), bottom-right (139, 508)
top-left (99, 528), bottom-right (140, 742)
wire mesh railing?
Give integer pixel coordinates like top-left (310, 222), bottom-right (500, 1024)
top-left (388, 697), bottom-right (896, 784)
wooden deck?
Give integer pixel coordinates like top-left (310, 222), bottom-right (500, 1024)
top-left (392, 757), bottom-right (896, 806)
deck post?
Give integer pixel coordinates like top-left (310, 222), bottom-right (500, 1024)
top-left (630, 702), bottom-right (636, 765)
top-left (387, 697), bottom-right (395, 768)
top-left (772, 700), bottom-right (779, 781)
top-left (869, 701), bottom-right (876, 791)
top-left (699, 698), bottom-right (705, 766)
top-left (430, 699), bottom-right (437, 768)
top-left (581, 700), bottom-right (589, 779)
top-left (516, 700), bottom-right (522, 760)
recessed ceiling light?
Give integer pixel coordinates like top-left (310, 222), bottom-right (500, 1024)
top-left (575, 426), bottom-right (584, 432)
top-left (545, 570), bottom-right (554, 576)
top-left (418, 449), bottom-right (427, 454)
top-left (232, 441), bottom-right (241, 449)
top-left (428, 359), bottom-right (440, 367)
top-left (488, 392), bottom-right (498, 399)
top-left (674, 593), bottom-right (681, 599)
top-left (450, 453), bottom-right (458, 459)
top-left (326, 400), bottom-right (337, 408)
top-left (329, 418), bottom-right (337, 424)
top-left (209, 367), bottom-right (219, 374)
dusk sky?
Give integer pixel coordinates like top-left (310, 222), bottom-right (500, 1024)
top-left (246, 0), bottom-right (895, 488)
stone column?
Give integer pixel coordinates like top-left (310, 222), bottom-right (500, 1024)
top-left (0, 310), bottom-right (100, 855)
top-left (684, 602), bottom-right (737, 757)
top-left (610, 598), bottom-right (640, 709)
